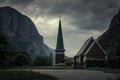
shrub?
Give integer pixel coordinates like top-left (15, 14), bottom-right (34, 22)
top-left (11, 53), bottom-right (31, 66)
top-left (107, 56), bottom-right (120, 68)
top-left (0, 71), bottom-right (57, 80)
top-left (86, 59), bottom-right (105, 67)
top-left (33, 55), bottom-right (52, 66)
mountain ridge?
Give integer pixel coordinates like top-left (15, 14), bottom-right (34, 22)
top-left (0, 6), bottom-right (54, 57)
top-left (98, 9), bottom-right (120, 56)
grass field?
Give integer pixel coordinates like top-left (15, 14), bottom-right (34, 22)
top-left (0, 70), bottom-right (57, 80)
top-left (87, 67), bottom-right (120, 74)
top-left (107, 77), bottom-right (120, 80)
top-left (6, 66), bottom-right (73, 69)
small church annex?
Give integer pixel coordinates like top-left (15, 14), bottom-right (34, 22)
top-left (74, 37), bottom-right (107, 68)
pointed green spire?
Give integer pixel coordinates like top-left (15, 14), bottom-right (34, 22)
top-left (56, 17), bottom-right (65, 52)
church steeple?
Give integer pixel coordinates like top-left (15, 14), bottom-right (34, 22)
top-left (55, 17), bottom-right (65, 65)
top-left (56, 17), bottom-right (65, 52)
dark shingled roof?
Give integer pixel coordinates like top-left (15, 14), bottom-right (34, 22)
top-left (75, 37), bottom-right (94, 57)
top-left (55, 19), bottom-right (65, 52)
top-left (75, 36), bottom-right (106, 57)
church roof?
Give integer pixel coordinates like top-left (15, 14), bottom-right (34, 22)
top-left (55, 19), bottom-right (65, 51)
top-left (75, 37), bottom-right (106, 57)
top-left (75, 37), bottom-right (94, 57)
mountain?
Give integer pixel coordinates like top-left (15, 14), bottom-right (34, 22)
top-left (0, 6), bottom-right (54, 57)
top-left (98, 10), bottom-right (120, 55)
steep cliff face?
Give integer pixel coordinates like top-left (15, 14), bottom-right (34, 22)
top-left (98, 10), bottom-right (120, 53)
top-left (0, 6), bottom-right (53, 57)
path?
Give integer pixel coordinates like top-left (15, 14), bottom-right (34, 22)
top-left (30, 69), bottom-right (119, 80)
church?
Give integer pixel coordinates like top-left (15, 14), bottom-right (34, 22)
top-left (55, 18), bottom-right (65, 65)
top-left (74, 37), bottom-right (107, 68)
top-left (54, 18), bottom-right (107, 67)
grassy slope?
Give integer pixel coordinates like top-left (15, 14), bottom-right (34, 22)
top-left (0, 70), bottom-right (57, 80)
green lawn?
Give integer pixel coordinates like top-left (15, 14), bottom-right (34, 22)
top-left (8, 66), bottom-right (72, 69)
top-left (0, 70), bottom-right (57, 80)
top-left (87, 67), bottom-right (120, 74)
top-left (107, 77), bottom-right (120, 80)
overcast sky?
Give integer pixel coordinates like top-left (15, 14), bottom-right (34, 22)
top-left (0, 0), bottom-right (120, 57)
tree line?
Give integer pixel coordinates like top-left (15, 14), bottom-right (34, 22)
top-left (0, 32), bottom-right (53, 68)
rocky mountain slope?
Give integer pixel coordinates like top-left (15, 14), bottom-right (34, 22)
top-left (98, 10), bottom-right (120, 55)
top-left (0, 6), bottom-right (54, 57)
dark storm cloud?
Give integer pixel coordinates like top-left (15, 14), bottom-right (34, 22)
top-left (0, 0), bottom-right (33, 7)
top-left (31, 0), bottom-right (120, 31)
top-left (0, 0), bottom-right (5, 3)
top-left (8, 0), bottom-right (33, 5)
top-left (0, 0), bottom-right (120, 31)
